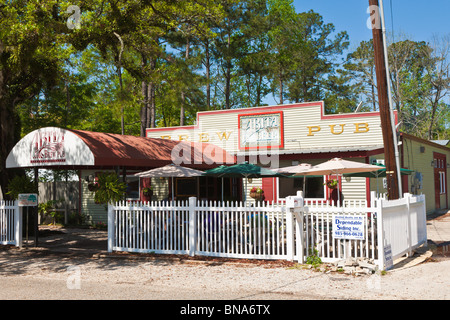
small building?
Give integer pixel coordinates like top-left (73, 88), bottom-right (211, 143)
top-left (146, 101), bottom-right (449, 214)
top-left (6, 127), bottom-right (234, 224)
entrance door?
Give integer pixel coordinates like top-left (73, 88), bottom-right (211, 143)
top-left (433, 152), bottom-right (447, 209)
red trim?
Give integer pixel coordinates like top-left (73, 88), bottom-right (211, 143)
top-left (145, 125), bottom-right (196, 133)
top-left (238, 111), bottom-right (284, 150)
top-left (145, 101), bottom-right (392, 137)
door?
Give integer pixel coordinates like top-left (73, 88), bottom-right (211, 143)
top-left (433, 152), bottom-right (447, 210)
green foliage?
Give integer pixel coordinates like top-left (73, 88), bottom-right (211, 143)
top-left (6, 175), bottom-right (35, 200)
top-left (0, 0), bottom-right (447, 177)
top-left (94, 173), bottom-right (127, 205)
top-left (306, 247), bottom-right (322, 267)
top-left (38, 199), bottom-right (64, 225)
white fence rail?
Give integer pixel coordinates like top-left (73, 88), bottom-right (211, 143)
top-left (108, 192), bottom-right (428, 270)
top-left (0, 201), bottom-right (22, 247)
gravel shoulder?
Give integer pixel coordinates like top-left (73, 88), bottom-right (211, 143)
top-left (0, 218), bottom-right (449, 300)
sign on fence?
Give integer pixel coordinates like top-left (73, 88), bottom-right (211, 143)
top-left (384, 244), bottom-right (393, 270)
top-left (332, 215), bottom-right (365, 240)
top-left (18, 193), bottom-right (38, 207)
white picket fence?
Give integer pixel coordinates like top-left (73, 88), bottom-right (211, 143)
top-left (108, 199), bottom-right (290, 260)
top-left (0, 201), bottom-right (22, 247)
top-left (107, 192), bottom-right (427, 270)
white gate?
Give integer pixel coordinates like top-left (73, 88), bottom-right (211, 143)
top-left (0, 201), bottom-right (22, 247)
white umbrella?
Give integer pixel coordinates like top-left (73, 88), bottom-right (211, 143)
top-left (135, 164), bottom-right (204, 201)
top-left (293, 158), bottom-right (381, 204)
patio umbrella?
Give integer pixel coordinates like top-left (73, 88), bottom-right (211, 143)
top-left (343, 163), bottom-right (413, 194)
top-left (293, 158), bottom-right (381, 204)
top-left (134, 164), bottom-right (204, 201)
top-left (343, 163), bottom-right (414, 178)
top-left (204, 162), bottom-right (284, 201)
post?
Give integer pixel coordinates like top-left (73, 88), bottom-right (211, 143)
top-left (34, 168), bottom-right (39, 247)
top-left (376, 197), bottom-right (385, 270)
top-left (286, 191), bottom-right (304, 262)
top-left (405, 193), bottom-right (412, 257)
top-left (368, 0), bottom-right (400, 200)
top-left (285, 206), bottom-right (294, 262)
top-left (107, 202), bottom-right (114, 252)
top-left (188, 197), bottom-right (197, 256)
top-left (15, 204), bottom-right (23, 248)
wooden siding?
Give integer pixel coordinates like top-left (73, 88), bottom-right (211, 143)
top-left (146, 103), bottom-right (384, 154)
top-left (401, 136), bottom-right (449, 213)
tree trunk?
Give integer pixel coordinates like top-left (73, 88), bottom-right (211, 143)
top-left (0, 97), bottom-right (20, 198)
top-left (204, 39), bottom-right (211, 110)
top-left (140, 80), bottom-right (148, 137)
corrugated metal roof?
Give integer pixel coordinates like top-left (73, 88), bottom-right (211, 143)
top-left (69, 129), bottom-right (235, 168)
top-left (233, 145), bottom-right (384, 156)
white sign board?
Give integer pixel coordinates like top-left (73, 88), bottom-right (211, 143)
top-left (238, 111), bottom-right (284, 149)
top-left (18, 193), bottom-right (38, 207)
top-left (384, 244), bottom-right (394, 270)
top-left (332, 215), bottom-right (365, 240)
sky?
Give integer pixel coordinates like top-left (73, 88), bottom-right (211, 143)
top-left (292, 0), bottom-right (450, 52)
top-left (262, 0), bottom-right (450, 105)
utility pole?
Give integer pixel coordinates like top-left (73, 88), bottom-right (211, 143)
top-left (368, 0), bottom-right (400, 200)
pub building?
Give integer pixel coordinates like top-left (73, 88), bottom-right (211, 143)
top-left (5, 101), bottom-right (449, 224)
top-left (146, 101), bottom-right (449, 215)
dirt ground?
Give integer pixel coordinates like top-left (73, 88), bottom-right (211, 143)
top-left (0, 213), bottom-right (449, 301)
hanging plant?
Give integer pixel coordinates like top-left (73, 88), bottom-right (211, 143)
top-left (250, 186), bottom-right (264, 200)
top-left (324, 179), bottom-right (338, 189)
top-left (87, 177), bottom-right (99, 192)
top-left (142, 186), bottom-right (153, 197)
top-left (93, 173), bottom-right (127, 204)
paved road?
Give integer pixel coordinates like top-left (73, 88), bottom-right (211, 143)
top-left (0, 211), bottom-right (449, 302)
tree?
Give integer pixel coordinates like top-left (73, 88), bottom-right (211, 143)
top-left (0, 1), bottom-right (68, 196)
top-left (285, 10), bottom-right (349, 107)
top-left (346, 40), bottom-right (378, 111)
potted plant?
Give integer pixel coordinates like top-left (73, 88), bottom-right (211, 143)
top-left (142, 186), bottom-right (153, 197)
top-left (250, 186), bottom-right (264, 200)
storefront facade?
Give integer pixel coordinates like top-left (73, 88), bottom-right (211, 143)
top-left (6, 127), bottom-right (234, 224)
top-left (147, 101), bottom-right (449, 213)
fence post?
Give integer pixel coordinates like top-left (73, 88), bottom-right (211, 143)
top-left (294, 191), bottom-right (305, 264)
top-left (285, 196), bottom-right (295, 261)
top-left (14, 202), bottom-right (23, 248)
top-left (188, 197), bottom-right (197, 256)
top-left (107, 202), bottom-right (114, 253)
top-left (286, 191), bottom-right (304, 263)
top-left (404, 193), bottom-right (413, 257)
top-left (376, 197), bottom-right (385, 270)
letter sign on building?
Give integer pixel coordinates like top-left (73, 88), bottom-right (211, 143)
top-left (238, 111), bottom-right (284, 150)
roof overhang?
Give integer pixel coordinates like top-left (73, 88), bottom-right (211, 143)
top-left (6, 127), bottom-right (235, 170)
top-left (234, 145), bottom-right (385, 158)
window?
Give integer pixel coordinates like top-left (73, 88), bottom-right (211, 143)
top-left (440, 171), bottom-right (446, 194)
top-left (124, 176), bottom-right (140, 200)
top-left (278, 177), bottom-right (325, 199)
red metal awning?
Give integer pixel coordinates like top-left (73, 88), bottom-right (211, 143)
top-left (6, 127), bottom-right (235, 169)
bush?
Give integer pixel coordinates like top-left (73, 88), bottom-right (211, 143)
top-left (6, 175), bottom-right (35, 199)
top-left (94, 173), bottom-right (127, 204)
